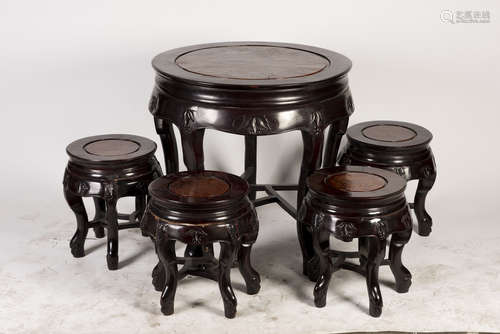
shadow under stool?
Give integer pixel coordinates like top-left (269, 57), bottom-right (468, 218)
top-left (63, 134), bottom-right (162, 270)
top-left (140, 170), bottom-right (260, 318)
top-left (299, 165), bottom-right (413, 317)
top-left (338, 120), bottom-right (436, 236)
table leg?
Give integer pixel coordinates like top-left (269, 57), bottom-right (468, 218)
top-left (179, 129), bottom-right (213, 260)
top-left (154, 118), bottom-right (179, 174)
top-left (297, 130), bottom-right (324, 279)
top-left (323, 117), bottom-right (349, 168)
top-left (244, 135), bottom-right (257, 200)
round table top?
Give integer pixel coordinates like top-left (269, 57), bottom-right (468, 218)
top-left (346, 120), bottom-right (433, 150)
top-left (307, 166), bottom-right (407, 202)
top-left (66, 134), bottom-right (157, 165)
top-left (152, 42), bottom-right (352, 88)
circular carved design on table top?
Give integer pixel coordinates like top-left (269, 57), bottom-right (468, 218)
top-left (326, 172), bottom-right (387, 192)
top-left (175, 46), bottom-right (330, 80)
top-left (169, 175), bottom-right (230, 198)
top-left (83, 139), bottom-right (140, 156)
top-left (362, 125), bottom-right (417, 142)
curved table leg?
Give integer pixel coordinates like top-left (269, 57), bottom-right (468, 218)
top-left (179, 129), bottom-right (215, 260)
top-left (323, 117), bottom-right (349, 168)
top-left (244, 135), bottom-right (257, 200)
top-left (154, 118), bottom-right (179, 174)
top-left (297, 130), bottom-right (324, 279)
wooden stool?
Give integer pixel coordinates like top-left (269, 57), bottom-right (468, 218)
top-left (338, 121), bottom-right (437, 236)
top-left (299, 166), bottom-right (413, 317)
top-left (63, 134), bottom-right (162, 270)
top-left (140, 171), bottom-right (260, 318)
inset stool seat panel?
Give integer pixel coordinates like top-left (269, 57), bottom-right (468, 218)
top-left (63, 134), bottom-right (162, 270)
top-left (338, 120), bottom-right (436, 236)
top-left (299, 166), bottom-right (413, 317)
top-left (141, 171), bottom-right (260, 319)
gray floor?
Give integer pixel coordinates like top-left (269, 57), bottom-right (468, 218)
top-left (1, 193), bottom-right (499, 333)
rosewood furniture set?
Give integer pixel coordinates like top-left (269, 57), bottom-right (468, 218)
top-left (63, 42), bottom-right (436, 318)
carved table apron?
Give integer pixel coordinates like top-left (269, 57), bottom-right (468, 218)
top-left (148, 42), bottom-right (354, 278)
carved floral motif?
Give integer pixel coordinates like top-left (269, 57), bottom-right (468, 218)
top-left (374, 221), bottom-right (387, 240)
top-left (334, 221), bottom-right (358, 241)
top-left (401, 211), bottom-right (413, 230)
top-left (311, 111), bottom-right (323, 135)
top-left (149, 95), bottom-right (159, 114)
top-left (183, 107), bottom-right (197, 131)
top-left (232, 116), bottom-right (276, 135)
top-left (185, 228), bottom-right (208, 245)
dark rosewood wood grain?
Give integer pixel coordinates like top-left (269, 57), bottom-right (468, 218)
top-left (169, 175), bottom-right (229, 198)
top-left (63, 134), bottom-right (162, 270)
top-left (299, 165), bottom-right (413, 317)
top-left (148, 42), bottom-right (355, 279)
top-left (326, 172), bottom-right (387, 192)
top-left (175, 45), bottom-right (329, 80)
top-left (140, 171), bottom-right (260, 318)
top-left (338, 120), bottom-right (436, 236)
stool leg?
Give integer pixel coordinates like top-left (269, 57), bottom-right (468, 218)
top-left (64, 190), bottom-right (89, 258)
top-left (389, 230), bottom-right (412, 293)
top-left (414, 166), bottom-right (436, 236)
top-left (157, 236), bottom-right (178, 316)
top-left (92, 198), bottom-right (105, 238)
top-left (313, 227), bottom-right (332, 308)
top-left (105, 197), bottom-right (119, 270)
top-left (238, 243), bottom-right (260, 295)
top-left (152, 260), bottom-right (166, 292)
top-left (219, 242), bottom-right (237, 318)
top-left (359, 236), bottom-right (386, 317)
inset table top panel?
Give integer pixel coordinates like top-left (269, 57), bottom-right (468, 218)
top-left (175, 46), bottom-right (329, 80)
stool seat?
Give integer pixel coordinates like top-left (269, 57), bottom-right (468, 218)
top-left (339, 120), bottom-right (437, 236)
top-left (63, 134), bottom-right (162, 270)
top-left (299, 165), bottom-right (413, 317)
top-left (141, 171), bottom-right (260, 319)
top-left (66, 134), bottom-right (157, 166)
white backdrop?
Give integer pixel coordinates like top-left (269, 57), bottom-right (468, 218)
top-left (1, 0), bottom-right (499, 332)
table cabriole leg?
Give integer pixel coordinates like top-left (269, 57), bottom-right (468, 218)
top-left (297, 130), bottom-right (324, 279)
top-left (154, 118), bottom-right (179, 174)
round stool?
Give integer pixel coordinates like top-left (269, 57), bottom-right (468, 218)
top-left (63, 134), bottom-right (162, 270)
top-left (140, 171), bottom-right (260, 319)
top-left (299, 166), bottom-right (413, 317)
top-left (338, 120), bottom-right (437, 236)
